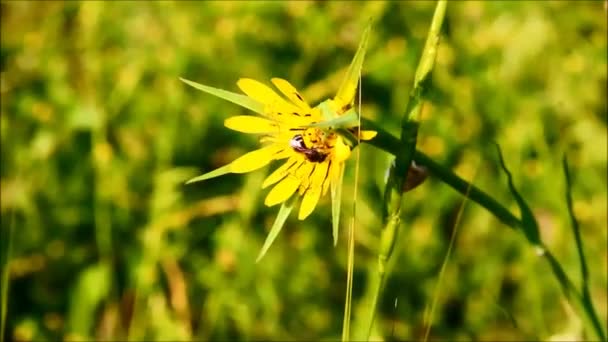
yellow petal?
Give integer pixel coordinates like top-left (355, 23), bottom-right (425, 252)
top-left (262, 156), bottom-right (302, 188)
top-left (237, 78), bottom-right (299, 112)
top-left (322, 161), bottom-right (333, 196)
top-left (229, 145), bottom-right (281, 173)
top-left (271, 78), bottom-right (311, 110)
top-left (237, 78), bottom-right (312, 125)
top-left (237, 78), bottom-right (282, 104)
top-left (295, 161), bottom-right (315, 195)
top-left (265, 174), bottom-right (300, 206)
top-left (360, 130), bottom-right (377, 140)
top-left (273, 147), bottom-right (294, 160)
top-left (298, 161), bottom-right (329, 220)
top-left (224, 116), bottom-right (278, 134)
top-left (333, 137), bottom-right (351, 163)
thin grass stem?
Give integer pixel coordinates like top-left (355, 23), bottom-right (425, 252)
top-left (562, 157), bottom-right (606, 341)
top-left (365, 122), bottom-right (606, 341)
top-left (342, 72), bottom-right (365, 342)
top-left (0, 210), bottom-right (16, 342)
top-left (423, 165), bottom-right (477, 341)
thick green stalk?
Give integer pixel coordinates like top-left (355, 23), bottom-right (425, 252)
top-left (366, 1), bottom-right (448, 339)
top-left (362, 123), bottom-right (606, 341)
top-left (362, 118), bottom-right (521, 229)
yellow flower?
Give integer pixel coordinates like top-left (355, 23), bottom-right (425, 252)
top-left (183, 22), bottom-right (374, 222)
top-left (214, 77), bottom-right (376, 220)
top-left (182, 21), bottom-right (374, 257)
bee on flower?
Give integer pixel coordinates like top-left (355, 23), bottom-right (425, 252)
top-left (181, 22), bottom-right (375, 258)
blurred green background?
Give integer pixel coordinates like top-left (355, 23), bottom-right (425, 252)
top-left (1, 1), bottom-right (606, 341)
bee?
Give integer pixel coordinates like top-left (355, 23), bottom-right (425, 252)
top-left (290, 134), bottom-right (328, 162)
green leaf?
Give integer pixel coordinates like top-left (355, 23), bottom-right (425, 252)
top-left (180, 77), bottom-right (265, 115)
top-left (256, 197), bottom-right (296, 262)
top-left (335, 19), bottom-right (373, 107)
top-left (494, 143), bottom-right (542, 247)
top-left (305, 109), bottom-right (359, 129)
top-left (67, 262), bottom-right (112, 336)
top-left (331, 163), bottom-right (345, 246)
top-left (185, 164), bottom-right (232, 184)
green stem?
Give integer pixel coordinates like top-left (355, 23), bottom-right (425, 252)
top-left (368, 1), bottom-right (448, 339)
top-left (562, 157), bottom-right (606, 341)
top-left (0, 211), bottom-right (16, 342)
top-left (363, 119), bottom-right (520, 229)
top-left (362, 122), bottom-right (607, 341)
top-left (357, 1), bottom-right (604, 339)
top-left (544, 250), bottom-right (606, 341)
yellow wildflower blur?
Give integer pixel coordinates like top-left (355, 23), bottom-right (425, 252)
top-left (183, 22), bottom-right (375, 221)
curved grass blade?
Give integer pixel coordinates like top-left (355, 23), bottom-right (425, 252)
top-left (256, 197), bottom-right (296, 262)
top-left (562, 156), bottom-right (607, 341)
top-left (562, 156), bottom-right (588, 288)
top-left (180, 77), bottom-right (265, 115)
top-left (494, 143), bottom-right (542, 247)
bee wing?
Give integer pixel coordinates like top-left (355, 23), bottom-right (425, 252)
top-left (334, 20), bottom-right (372, 112)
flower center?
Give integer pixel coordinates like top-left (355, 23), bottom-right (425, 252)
top-left (289, 128), bottom-right (337, 163)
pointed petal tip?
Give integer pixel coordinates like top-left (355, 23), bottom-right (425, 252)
top-left (360, 130), bottom-right (378, 140)
top-left (297, 210), bottom-right (311, 220)
top-left (255, 253), bottom-right (264, 263)
top-left (185, 176), bottom-right (203, 185)
top-left (185, 174), bottom-right (209, 184)
top-left (179, 77), bottom-right (196, 86)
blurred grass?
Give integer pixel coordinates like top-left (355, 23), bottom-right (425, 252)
top-left (1, 1), bottom-right (606, 341)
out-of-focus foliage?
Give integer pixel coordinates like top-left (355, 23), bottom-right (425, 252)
top-left (1, 1), bottom-right (606, 341)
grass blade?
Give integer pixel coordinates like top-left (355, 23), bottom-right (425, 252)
top-left (494, 143), bottom-right (542, 247)
top-left (335, 20), bottom-right (372, 108)
top-left (180, 77), bottom-right (265, 115)
top-left (423, 166), bottom-right (478, 341)
top-left (256, 197), bottom-right (296, 262)
top-left (562, 156), bottom-right (607, 341)
top-left (562, 156), bottom-right (588, 287)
